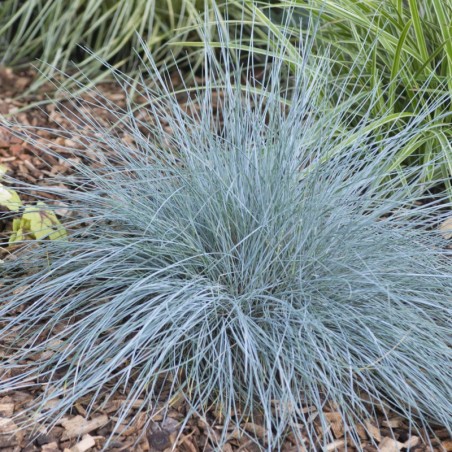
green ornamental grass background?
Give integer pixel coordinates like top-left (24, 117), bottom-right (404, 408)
top-left (231, 0), bottom-right (452, 196)
top-left (0, 0), bottom-right (206, 92)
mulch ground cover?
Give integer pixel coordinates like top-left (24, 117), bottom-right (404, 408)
top-left (0, 66), bottom-right (451, 452)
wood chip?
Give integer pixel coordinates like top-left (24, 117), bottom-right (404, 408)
top-left (61, 415), bottom-right (109, 440)
top-left (70, 433), bottom-right (96, 452)
top-left (379, 437), bottom-right (404, 452)
top-left (173, 433), bottom-right (198, 452)
top-left (325, 412), bottom-right (344, 438)
top-left (0, 417), bottom-right (23, 447)
top-left (307, 411), bottom-right (319, 423)
top-left (74, 403), bottom-right (87, 417)
top-left (355, 423), bottom-right (367, 440)
top-left (402, 436), bottom-right (419, 449)
top-left (221, 444), bottom-right (233, 452)
top-left (440, 217), bottom-right (452, 239)
top-left (382, 417), bottom-right (404, 428)
top-left (364, 419), bottom-right (382, 442)
top-left (0, 403), bottom-right (14, 418)
top-left (0, 396), bottom-right (14, 417)
top-left (122, 412), bottom-right (146, 436)
top-left (0, 417), bottom-right (16, 433)
top-left (103, 398), bottom-right (145, 414)
top-left (42, 442), bottom-right (61, 452)
top-left (242, 422), bottom-right (267, 440)
top-left (325, 439), bottom-right (345, 451)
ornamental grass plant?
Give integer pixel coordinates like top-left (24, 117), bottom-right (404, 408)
top-left (0, 0), bottom-right (206, 93)
top-left (0, 22), bottom-right (451, 450)
top-left (235, 0), bottom-right (452, 196)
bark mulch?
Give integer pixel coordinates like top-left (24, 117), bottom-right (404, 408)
top-left (0, 66), bottom-right (451, 452)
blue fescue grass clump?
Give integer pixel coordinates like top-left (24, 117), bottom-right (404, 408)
top-left (0, 33), bottom-right (451, 450)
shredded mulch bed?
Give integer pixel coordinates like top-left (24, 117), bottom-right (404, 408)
top-left (0, 66), bottom-right (451, 452)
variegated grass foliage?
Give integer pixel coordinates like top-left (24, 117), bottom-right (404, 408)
top-left (0, 24), bottom-right (451, 450)
top-left (230, 0), bottom-right (452, 197)
top-left (0, 0), bottom-right (206, 93)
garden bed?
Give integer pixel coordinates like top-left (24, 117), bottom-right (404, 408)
top-left (0, 67), bottom-right (451, 452)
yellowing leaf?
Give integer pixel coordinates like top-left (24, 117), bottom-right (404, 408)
top-left (8, 218), bottom-right (25, 244)
top-left (11, 218), bottom-right (21, 232)
top-left (9, 227), bottom-right (26, 244)
top-left (9, 202), bottom-right (67, 244)
top-left (22, 202), bottom-right (67, 241)
top-left (0, 184), bottom-right (22, 212)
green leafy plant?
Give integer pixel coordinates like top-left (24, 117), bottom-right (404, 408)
top-left (0, 26), bottom-right (451, 450)
top-left (9, 202), bottom-right (67, 242)
top-left (0, 165), bottom-right (66, 243)
top-left (0, 164), bottom-right (22, 212)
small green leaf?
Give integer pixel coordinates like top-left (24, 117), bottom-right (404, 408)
top-left (12, 217), bottom-right (21, 232)
top-left (9, 227), bottom-right (25, 244)
top-left (8, 202), bottom-right (67, 244)
top-left (0, 184), bottom-right (22, 212)
top-left (22, 202), bottom-right (67, 241)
